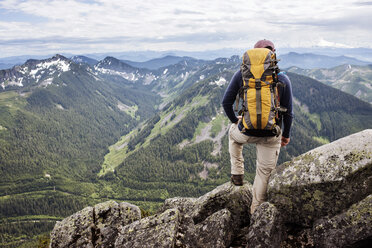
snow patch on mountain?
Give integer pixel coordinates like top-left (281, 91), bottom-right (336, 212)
top-left (30, 59), bottom-right (70, 78)
top-left (39, 78), bottom-right (53, 87)
top-left (363, 82), bottom-right (372, 90)
top-left (144, 74), bottom-right (156, 85)
top-left (210, 77), bottom-right (227, 86)
top-left (1, 77), bottom-right (23, 89)
top-left (95, 67), bottom-right (139, 82)
top-left (55, 104), bottom-right (65, 110)
top-left (94, 66), bottom-right (157, 84)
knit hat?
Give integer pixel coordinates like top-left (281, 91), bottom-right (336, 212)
top-left (254, 39), bottom-right (275, 52)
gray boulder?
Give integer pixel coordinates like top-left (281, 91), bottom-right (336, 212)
top-left (163, 181), bottom-right (252, 228)
top-left (115, 208), bottom-right (180, 248)
top-left (162, 181), bottom-right (252, 247)
top-left (312, 194), bottom-right (372, 248)
top-left (268, 129), bottom-right (372, 226)
top-left (246, 202), bottom-right (285, 248)
top-left (50, 201), bottom-right (141, 248)
top-left (178, 209), bottom-right (233, 248)
top-left (50, 206), bottom-right (94, 248)
top-left (195, 209), bottom-right (233, 247)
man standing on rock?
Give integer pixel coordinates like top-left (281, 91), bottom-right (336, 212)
top-left (222, 39), bottom-right (293, 214)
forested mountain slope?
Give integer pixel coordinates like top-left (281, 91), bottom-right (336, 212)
top-left (288, 64), bottom-right (372, 104)
top-left (103, 70), bottom-right (372, 208)
top-left (0, 54), bottom-right (371, 247)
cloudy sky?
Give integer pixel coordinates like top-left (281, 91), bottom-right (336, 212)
top-left (0, 0), bottom-right (371, 57)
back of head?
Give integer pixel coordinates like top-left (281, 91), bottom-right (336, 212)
top-left (254, 39), bottom-right (275, 52)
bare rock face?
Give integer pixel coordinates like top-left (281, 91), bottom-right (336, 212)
top-left (182, 209), bottom-right (233, 248)
top-left (268, 129), bottom-right (372, 226)
top-left (115, 208), bottom-right (180, 248)
top-left (162, 181), bottom-right (252, 247)
top-left (312, 194), bottom-right (372, 248)
top-left (50, 206), bottom-right (95, 248)
top-left (163, 181), bottom-right (252, 228)
top-left (246, 202), bottom-right (285, 248)
top-left (50, 201), bottom-right (141, 248)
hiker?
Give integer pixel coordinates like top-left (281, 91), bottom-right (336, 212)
top-left (222, 39), bottom-right (293, 214)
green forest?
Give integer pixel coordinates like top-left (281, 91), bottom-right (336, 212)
top-left (0, 57), bottom-right (371, 247)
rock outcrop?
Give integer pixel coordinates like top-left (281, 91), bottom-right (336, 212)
top-left (268, 129), bottom-right (372, 227)
top-left (246, 202), bottom-right (285, 248)
top-left (50, 201), bottom-right (141, 248)
top-left (50, 129), bottom-right (372, 248)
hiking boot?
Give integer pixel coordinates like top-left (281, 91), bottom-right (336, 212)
top-left (231, 174), bottom-right (244, 186)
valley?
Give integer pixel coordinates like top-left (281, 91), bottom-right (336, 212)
top-left (0, 54), bottom-right (371, 247)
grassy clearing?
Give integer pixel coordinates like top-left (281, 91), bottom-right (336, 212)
top-left (307, 112), bottom-right (322, 131)
top-left (0, 91), bottom-right (27, 113)
top-left (210, 114), bottom-right (227, 137)
top-left (313, 136), bottom-right (330, 145)
top-left (3, 215), bottom-right (63, 222)
top-left (142, 94), bottom-right (209, 147)
top-left (99, 94), bottom-right (210, 176)
top-left (193, 121), bottom-right (208, 141)
top-left (124, 105), bottom-right (138, 118)
top-left (98, 127), bottom-right (141, 176)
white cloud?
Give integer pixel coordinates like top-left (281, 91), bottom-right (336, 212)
top-left (318, 38), bottom-right (354, 48)
top-left (0, 0), bottom-right (371, 57)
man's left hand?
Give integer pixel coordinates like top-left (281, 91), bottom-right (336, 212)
top-left (281, 137), bottom-right (290, 147)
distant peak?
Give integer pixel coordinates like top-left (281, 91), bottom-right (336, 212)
top-left (52, 54), bottom-right (69, 61)
top-left (103, 56), bottom-right (119, 62)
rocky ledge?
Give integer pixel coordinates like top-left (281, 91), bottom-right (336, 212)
top-left (50, 129), bottom-right (372, 247)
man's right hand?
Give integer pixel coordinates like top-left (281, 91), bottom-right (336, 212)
top-left (281, 137), bottom-right (290, 147)
top-left (235, 116), bottom-right (242, 124)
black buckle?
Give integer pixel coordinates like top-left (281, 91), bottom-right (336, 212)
top-left (255, 79), bottom-right (261, 89)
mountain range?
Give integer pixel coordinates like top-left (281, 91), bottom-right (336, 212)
top-left (1, 46), bottom-right (372, 70)
top-left (0, 53), bottom-right (371, 247)
top-left (278, 52), bottom-right (370, 69)
top-left (287, 64), bottom-right (372, 104)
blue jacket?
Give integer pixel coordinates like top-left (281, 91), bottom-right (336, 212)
top-left (222, 70), bottom-right (293, 138)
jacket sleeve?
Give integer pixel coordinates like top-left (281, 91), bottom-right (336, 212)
top-left (278, 73), bottom-right (294, 138)
top-left (222, 70), bottom-right (242, 124)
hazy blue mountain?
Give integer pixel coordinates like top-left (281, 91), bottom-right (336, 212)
top-left (0, 54), bottom-right (74, 68)
top-left (0, 63), bottom-right (14, 70)
top-left (278, 47), bottom-right (372, 63)
top-left (70, 55), bottom-right (98, 66)
top-left (287, 64), bottom-right (372, 104)
top-left (81, 48), bottom-right (244, 61)
top-left (121, 55), bottom-right (200, 70)
top-left (278, 52), bottom-right (370, 69)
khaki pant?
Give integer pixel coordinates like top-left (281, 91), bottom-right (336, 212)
top-left (228, 123), bottom-right (281, 214)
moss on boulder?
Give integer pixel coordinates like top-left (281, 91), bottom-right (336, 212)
top-left (268, 129), bottom-right (372, 226)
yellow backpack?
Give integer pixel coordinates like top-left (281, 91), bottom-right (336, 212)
top-left (236, 48), bottom-right (282, 135)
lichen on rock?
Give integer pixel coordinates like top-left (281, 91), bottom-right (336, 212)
top-left (312, 194), bottom-right (372, 247)
top-left (114, 208), bottom-right (180, 248)
top-left (50, 206), bottom-right (94, 248)
top-left (49, 201), bottom-right (141, 248)
top-left (246, 202), bottom-right (285, 248)
top-left (268, 129), bottom-right (372, 226)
